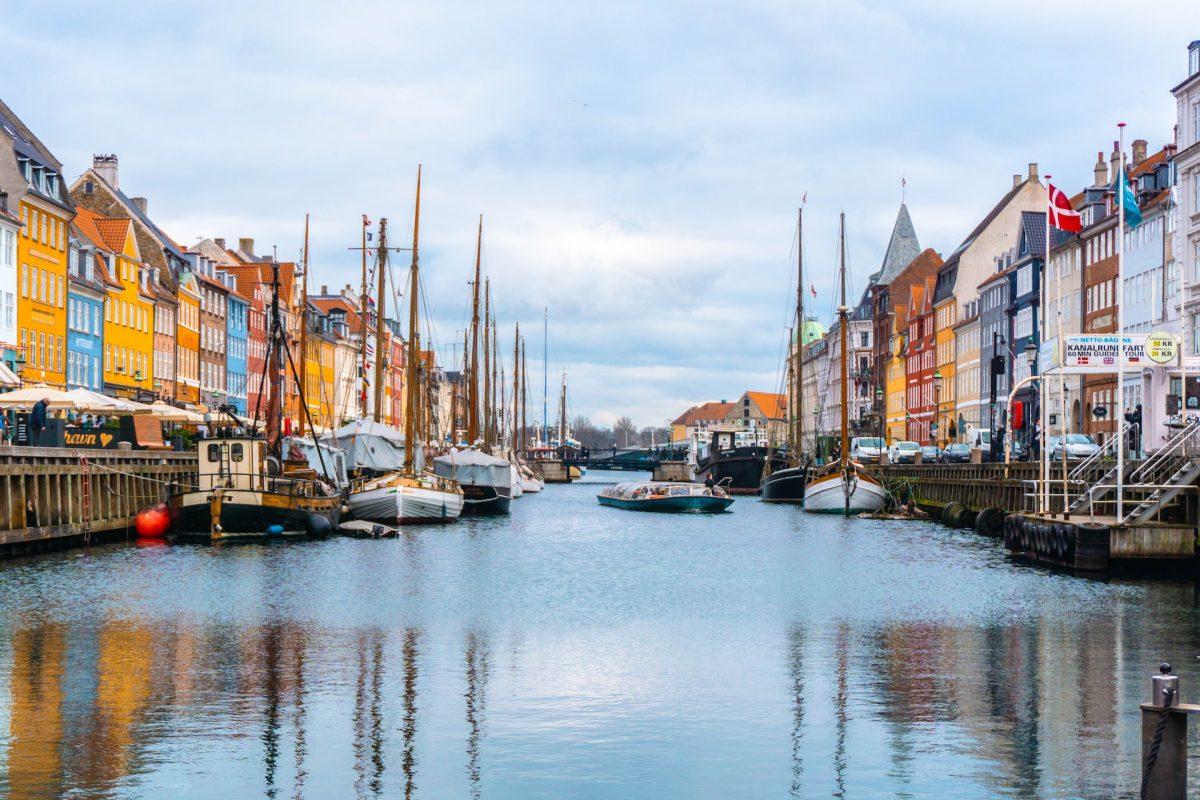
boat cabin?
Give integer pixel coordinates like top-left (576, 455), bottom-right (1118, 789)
top-left (195, 435), bottom-right (331, 497)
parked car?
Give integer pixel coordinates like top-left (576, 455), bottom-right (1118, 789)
top-left (940, 442), bottom-right (972, 463)
top-left (1047, 433), bottom-right (1101, 461)
top-left (888, 440), bottom-right (920, 464)
top-left (849, 437), bottom-right (886, 463)
top-left (920, 445), bottom-right (941, 463)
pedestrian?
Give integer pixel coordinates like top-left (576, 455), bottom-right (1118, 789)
top-left (0, 412), bottom-right (9, 444)
top-left (29, 397), bottom-right (49, 447)
top-left (704, 474), bottom-right (715, 489)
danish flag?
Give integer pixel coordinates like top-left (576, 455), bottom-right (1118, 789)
top-left (1047, 183), bottom-right (1082, 233)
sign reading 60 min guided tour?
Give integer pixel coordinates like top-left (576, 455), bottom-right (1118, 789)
top-left (1040, 334), bottom-right (1180, 374)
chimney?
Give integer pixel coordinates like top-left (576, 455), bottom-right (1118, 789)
top-left (1012, 174), bottom-right (1021, 189)
top-left (1132, 139), bottom-right (1148, 166)
top-left (214, 237), bottom-right (225, 250)
top-left (1027, 162), bottom-right (1038, 182)
top-left (1109, 141), bottom-right (1121, 181)
top-left (238, 237), bottom-right (254, 256)
top-left (130, 197), bottom-right (147, 215)
top-left (92, 154), bottom-right (119, 189)
top-left (1093, 151), bottom-right (1108, 186)
top-left (320, 284), bottom-right (328, 295)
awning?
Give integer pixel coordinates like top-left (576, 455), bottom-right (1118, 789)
top-left (0, 363), bottom-right (20, 388)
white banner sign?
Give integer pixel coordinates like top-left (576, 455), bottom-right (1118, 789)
top-left (1040, 333), bottom-right (1181, 375)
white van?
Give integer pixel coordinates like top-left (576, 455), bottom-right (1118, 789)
top-left (849, 436), bottom-right (886, 463)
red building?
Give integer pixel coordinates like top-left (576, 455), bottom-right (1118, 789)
top-left (904, 277), bottom-right (938, 443)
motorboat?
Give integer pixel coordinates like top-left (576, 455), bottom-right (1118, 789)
top-left (597, 481), bottom-right (733, 513)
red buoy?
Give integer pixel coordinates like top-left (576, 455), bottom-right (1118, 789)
top-left (135, 503), bottom-right (171, 539)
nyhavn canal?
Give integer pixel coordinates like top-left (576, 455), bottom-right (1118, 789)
top-left (1, 470), bottom-right (1198, 799)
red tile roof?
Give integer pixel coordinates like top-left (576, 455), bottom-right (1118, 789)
top-left (746, 391), bottom-right (786, 420)
top-left (672, 401), bottom-right (736, 426)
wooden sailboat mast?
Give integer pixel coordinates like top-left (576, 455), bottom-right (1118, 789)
top-left (838, 212), bottom-right (851, 514)
top-left (491, 315), bottom-right (499, 447)
top-left (403, 168), bottom-right (422, 473)
top-left (512, 323), bottom-right (520, 453)
top-left (795, 207), bottom-right (805, 461)
top-left (461, 328), bottom-right (469, 444)
top-left (559, 371), bottom-right (568, 446)
top-left (298, 213), bottom-right (311, 437)
top-left (520, 337), bottom-right (528, 455)
top-left (358, 214), bottom-right (370, 418)
top-left (468, 218), bottom-right (482, 444)
top-left (372, 219), bottom-right (388, 423)
top-left (483, 279), bottom-right (491, 447)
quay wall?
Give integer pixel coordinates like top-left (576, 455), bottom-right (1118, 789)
top-left (868, 463), bottom-right (1045, 515)
top-left (0, 446), bottom-right (196, 558)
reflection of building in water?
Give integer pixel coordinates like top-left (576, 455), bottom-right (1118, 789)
top-left (7, 624), bottom-right (66, 800)
top-left (787, 625), bottom-right (805, 799)
top-left (402, 628), bottom-right (419, 800)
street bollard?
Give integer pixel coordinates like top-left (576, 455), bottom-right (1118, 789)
top-left (1141, 663), bottom-right (1187, 800)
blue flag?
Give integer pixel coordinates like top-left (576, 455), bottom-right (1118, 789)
top-left (1114, 168), bottom-right (1143, 228)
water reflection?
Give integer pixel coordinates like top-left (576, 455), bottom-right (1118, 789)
top-left (3, 488), bottom-right (1200, 798)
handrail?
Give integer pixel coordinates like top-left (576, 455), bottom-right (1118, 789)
top-left (1069, 421), bottom-right (1130, 481)
top-left (1131, 417), bottom-right (1200, 482)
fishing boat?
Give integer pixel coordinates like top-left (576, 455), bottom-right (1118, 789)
top-left (597, 481), bottom-right (733, 513)
top-left (761, 205), bottom-right (810, 503)
top-left (803, 213), bottom-right (886, 515)
top-left (170, 256), bottom-right (342, 540)
top-left (345, 169), bottom-right (465, 525)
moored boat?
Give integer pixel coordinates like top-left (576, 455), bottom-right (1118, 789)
top-left (696, 428), bottom-right (789, 494)
top-left (348, 471), bottom-right (463, 524)
top-left (597, 481), bottom-right (733, 513)
top-left (760, 464), bottom-right (809, 503)
top-left (434, 447), bottom-right (513, 515)
top-left (801, 465), bottom-right (886, 514)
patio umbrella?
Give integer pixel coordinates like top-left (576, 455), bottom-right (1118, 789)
top-left (0, 385), bottom-right (79, 410)
top-left (146, 401), bottom-right (207, 424)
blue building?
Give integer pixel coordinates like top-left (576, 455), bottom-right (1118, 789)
top-left (66, 224), bottom-right (107, 392)
top-left (226, 281), bottom-right (249, 414)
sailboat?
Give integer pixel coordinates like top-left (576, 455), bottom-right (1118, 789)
top-left (170, 258), bottom-right (343, 540)
top-left (761, 206), bottom-right (810, 503)
top-left (432, 216), bottom-right (514, 514)
top-left (511, 324), bottom-right (544, 493)
top-left (802, 213), bottom-right (886, 515)
top-left (346, 169), bottom-right (465, 525)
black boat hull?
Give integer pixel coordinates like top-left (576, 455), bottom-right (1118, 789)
top-left (460, 484), bottom-right (513, 515)
top-left (171, 491), bottom-right (339, 542)
top-left (695, 447), bottom-right (789, 494)
top-left (759, 465), bottom-right (808, 503)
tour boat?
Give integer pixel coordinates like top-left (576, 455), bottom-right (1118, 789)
top-left (803, 213), bottom-right (886, 516)
top-left (343, 168), bottom-right (465, 526)
top-left (597, 481), bottom-right (733, 513)
top-left (433, 447), bottom-right (513, 515)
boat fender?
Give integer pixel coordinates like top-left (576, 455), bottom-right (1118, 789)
top-left (1064, 525), bottom-right (1077, 561)
top-left (266, 524), bottom-right (285, 537)
top-left (1053, 524), bottom-right (1069, 560)
top-left (305, 513), bottom-right (333, 539)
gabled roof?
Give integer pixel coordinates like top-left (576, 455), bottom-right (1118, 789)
top-left (1017, 211), bottom-right (1072, 259)
top-left (672, 400), bottom-right (736, 426)
top-left (71, 207), bottom-right (115, 255)
top-left (870, 203), bottom-right (921, 285)
top-left (746, 391), bottom-right (786, 420)
top-left (188, 238), bottom-right (238, 266)
top-left (945, 179), bottom-right (1030, 266)
top-left (0, 99), bottom-right (73, 213)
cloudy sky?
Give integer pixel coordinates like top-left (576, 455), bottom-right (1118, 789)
top-left (3, 1), bottom-right (1197, 426)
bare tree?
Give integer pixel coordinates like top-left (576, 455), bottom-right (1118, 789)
top-left (613, 416), bottom-right (637, 448)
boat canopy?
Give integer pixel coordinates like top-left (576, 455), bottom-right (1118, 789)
top-left (433, 448), bottom-right (512, 488)
top-left (287, 436), bottom-right (350, 490)
top-left (324, 419), bottom-right (416, 473)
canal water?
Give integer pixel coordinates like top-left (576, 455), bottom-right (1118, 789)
top-left (0, 471), bottom-right (1199, 799)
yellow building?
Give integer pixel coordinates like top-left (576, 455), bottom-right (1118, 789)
top-left (16, 190), bottom-right (72, 389)
top-left (885, 303), bottom-right (909, 443)
top-left (72, 208), bottom-right (153, 396)
top-left (319, 334), bottom-right (336, 429)
top-left (8, 623), bottom-right (66, 799)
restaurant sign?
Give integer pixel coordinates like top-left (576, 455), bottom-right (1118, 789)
top-left (64, 430), bottom-right (118, 449)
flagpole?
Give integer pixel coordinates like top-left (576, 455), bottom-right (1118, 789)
top-left (1117, 123), bottom-right (1126, 522)
top-left (1053, 184), bottom-right (1069, 518)
top-left (1041, 177), bottom-right (1050, 515)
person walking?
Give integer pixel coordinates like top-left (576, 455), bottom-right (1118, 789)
top-left (29, 397), bottom-right (49, 447)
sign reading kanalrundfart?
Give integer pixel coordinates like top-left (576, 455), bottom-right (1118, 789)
top-left (1041, 334), bottom-right (1180, 374)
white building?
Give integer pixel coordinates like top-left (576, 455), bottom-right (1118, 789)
top-left (0, 194), bottom-right (17, 354)
top-left (1175, 40), bottom-right (1200, 416)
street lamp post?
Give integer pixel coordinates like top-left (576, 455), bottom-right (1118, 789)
top-left (875, 385), bottom-right (885, 446)
top-left (933, 369), bottom-right (943, 448)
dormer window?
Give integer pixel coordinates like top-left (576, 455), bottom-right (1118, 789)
top-left (1190, 41), bottom-right (1200, 77)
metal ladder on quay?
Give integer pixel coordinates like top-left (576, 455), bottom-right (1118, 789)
top-left (1064, 421), bottom-right (1132, 515)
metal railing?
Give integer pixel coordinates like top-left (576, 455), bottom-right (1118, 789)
top-left (1023, 479), bottom-right (1198, 525)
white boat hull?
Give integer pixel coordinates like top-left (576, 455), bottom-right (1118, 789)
top-left (520, 475), bottom-right (544, 493)
top-left (510, 465), bottom-right (524, 499)
top-left (802, 468), bottom-right (886, 514)
top-left (349, 483), bottom-right (464, 524)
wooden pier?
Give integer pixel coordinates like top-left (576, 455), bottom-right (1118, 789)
top-left (0, 446), bottom-right (196, 558)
